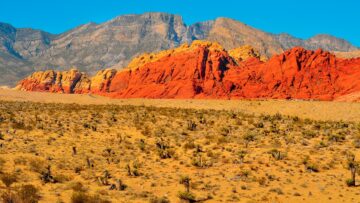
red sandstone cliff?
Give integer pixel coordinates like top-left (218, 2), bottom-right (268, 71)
top-left (16, 41), bottom-right (360, 101)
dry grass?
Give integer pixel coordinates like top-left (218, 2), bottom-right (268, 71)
top-left (0, 99), bottom-right (359, 202)
top-left (1, 89), bottom-right (360, 122)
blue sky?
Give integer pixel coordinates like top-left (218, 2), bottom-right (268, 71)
top-left (1, 0), bottom-right (359, 46)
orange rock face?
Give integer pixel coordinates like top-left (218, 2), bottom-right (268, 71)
top-left (90, 69), bottom-right (117, 93)
top-left (224, 48), bottom-right (360, 100)
top-left (16, 41), bottom-right (360, 101)
top-left (16, 69), bottom-right (91, 94)
top-left (108, 41), bottom-right (238, 98)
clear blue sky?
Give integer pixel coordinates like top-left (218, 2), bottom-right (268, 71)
top-left (1, 0), bottom-right (359, 46)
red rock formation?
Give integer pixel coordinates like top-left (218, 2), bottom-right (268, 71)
top-left (90, 69), bottom-right (117, 93)
top-left (16, 69), bottom-right (91, 94)
top-left (108, 41), bottom-right (238, 99)
top-left (16, 41), bottom-right (360, 101)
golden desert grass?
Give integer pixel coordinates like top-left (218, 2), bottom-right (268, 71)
top-left (1, 89), bottom-right (360, 122)
top-left (0, 89), bottom-right (360, 203)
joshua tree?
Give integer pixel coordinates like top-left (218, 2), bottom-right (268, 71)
top-left (346, 154), bottom-right (359, 187)
top-left (187, 120), bottom-right (197, 131)
top-left (243, 132), bottom-right (256, 148)
top-left (180, 176), bottom-right (191, 193)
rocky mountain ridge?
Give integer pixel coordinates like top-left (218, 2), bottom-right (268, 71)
top-left (2, 12), bottom-right (359, 86)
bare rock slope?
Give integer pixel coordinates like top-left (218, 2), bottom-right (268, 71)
top-left (1, 13), bottom-right (358, 86)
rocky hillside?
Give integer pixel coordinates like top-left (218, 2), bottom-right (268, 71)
top-left (2, 12), bottom-right (359, 86)
top-left (17, 41), bottom-right (360, 101)
top-left (334, 50), bottom-right (360, 59)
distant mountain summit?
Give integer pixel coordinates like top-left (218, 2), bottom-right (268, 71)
top-left (0, 12), bottom-right (358, 86)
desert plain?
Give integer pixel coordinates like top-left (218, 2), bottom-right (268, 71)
top-left (0, 89), bottom-right (359, 203)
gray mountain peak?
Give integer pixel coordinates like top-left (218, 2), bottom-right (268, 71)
top-left (0, 12), bottom-right (358, 86)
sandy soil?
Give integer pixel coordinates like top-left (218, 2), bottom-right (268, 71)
top-left (1, 89), bottom-right (360, 122)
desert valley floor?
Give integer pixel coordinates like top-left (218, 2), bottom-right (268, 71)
top-left (1, 89), bottom-right (360, 203)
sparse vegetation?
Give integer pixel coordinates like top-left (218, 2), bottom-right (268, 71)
top-left (0, 100), bottom-right (359, 202)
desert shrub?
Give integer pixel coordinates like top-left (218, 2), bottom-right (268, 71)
top-left (257, 176), bottom-right (267, 186)
top-left (183, 140), bottom-right (196, 150)
top-left (138, 139), bottom-right (146, 151)
top-left (273, 113), bottom-right (283, 121)
top-left (353, 136), bottom-right (360, 148)
top-left (28, 158), bottom-right (47, 174)
top-left (11, 120), bottom-right (29, 130)
top-left (198, 114), bottom-right (206, 124)
top-left (346, 178), bottom-right (355, 187)
top-left (156, 139), bottom-right (175, 159)
top-left (150, 196), bottom-right (170, 203)
top-left (1, 192), bottom-right (18, 203)
top-left (237, 150), bottom-right (247, 163)
top-left (302, 156), bottom-right (319, 172)
top-left (328, 133), bottom-right (346, 142)
top-left (219, 127), bottom-right (230, 136)
top-left (116, 179), bottom-right (127, 191)
top-left (255, 122), bottom-right (264, 128)
top-left (268, 149), bottom-right (286, 160)
top-left (178, 191), bottom-right (196, 202)
top-left (17, 184), bottom-right (41, 203)
top-left (71, 191), bottom-right (89, 203)
top-left (126, 163), bottom-right (141, 177)
top-left (243, 132), bottom-right (256, 147)
top-left (191, 154), bottom-right (211, 168)
top-left (187, 120), bottom-right (197, 131)
top-left (1, 173), bottom-right (17, 187)
top-left (13, 156), bottom-right (28, 165)
top-left (239, 170), bottom-right (251, 179)
top-left (316, 141), bottom-right (328, 149)
top-left (53, 173), bottom-right (72, 183)
top-left (70, 182), bottom-right (88, 192)
top-left (98, 170), bottom-right (111, 185)
top-left (141, 124), bottom-right (153, 137)
top-left (305, 163), bottom-right (319, 172)
top-left (302, 130), bottom-right (317, 139)
top-left (269, 187), bottom-right (284, 195)
top-left (71, 191), bottom-right (110, 203)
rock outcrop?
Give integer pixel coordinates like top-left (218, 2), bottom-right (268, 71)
top-left (16, 69), bottom-right (91, 93)
top-left (334, 50), bottom-right (360, 59)
top-left (228, 45), bottom-right (266, 62)
top-left (90, 69), bottom-right (117, 93)
top-left (17, 41), bottom-right (360, 101)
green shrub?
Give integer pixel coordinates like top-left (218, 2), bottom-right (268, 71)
top-left (346, 178), bottom-right (355, 187)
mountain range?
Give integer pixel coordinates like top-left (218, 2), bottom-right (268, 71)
top-left (1, 12), bottom-right (359, 86)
